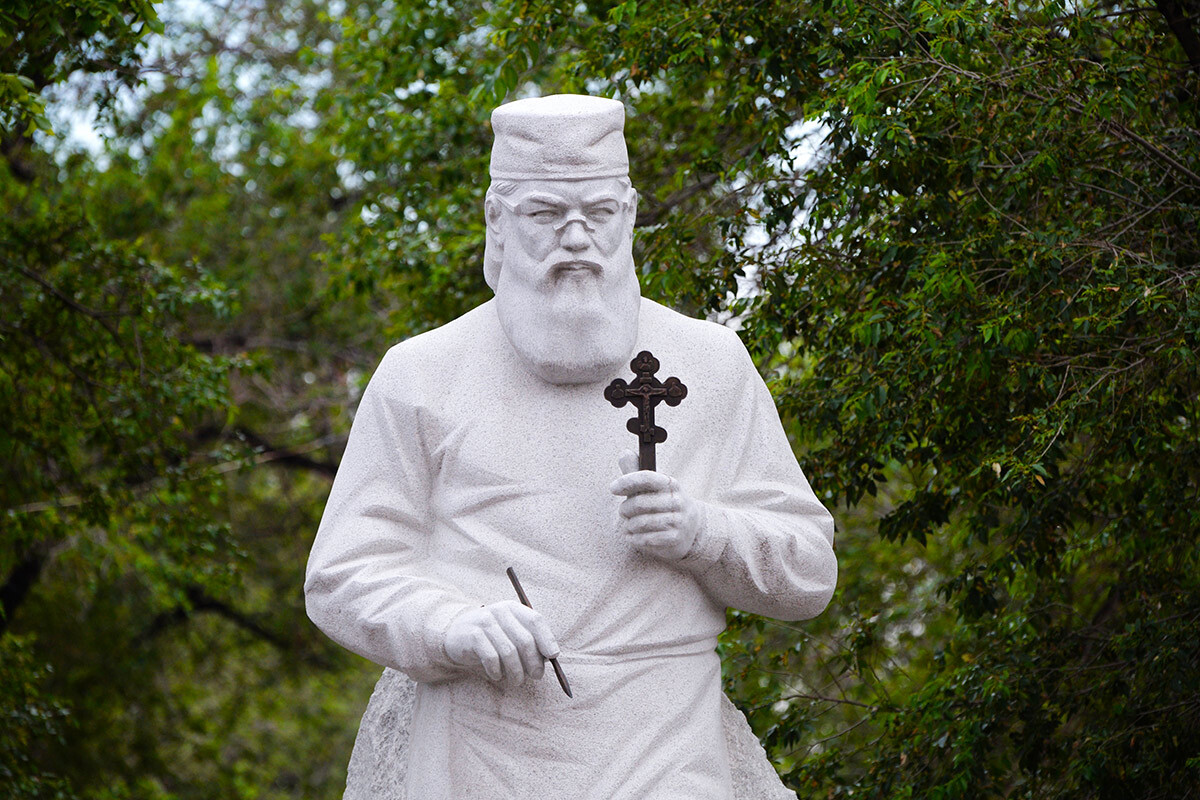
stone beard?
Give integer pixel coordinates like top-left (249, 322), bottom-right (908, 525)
top-left (488, 177), bottom-right (641, 385)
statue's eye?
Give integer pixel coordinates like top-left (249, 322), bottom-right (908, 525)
top-left (528, 208), bottom-right (561, 222)
top-left (586, 205), bottom-right (617, 221)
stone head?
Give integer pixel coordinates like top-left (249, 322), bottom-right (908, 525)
top-left (484, 95), bottom-right (642, 385)
top-left (483, 94), bottom-right (638, 291)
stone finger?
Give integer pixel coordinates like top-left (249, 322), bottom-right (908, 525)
top-left (625, 512), bottom-right (678, 534)
top-left (481, 615), bottom-right (525, 686)
top-left (495, 604), bottom-right (544, 680)
top-left (631, 530), bottom-right (677, 549)
top-left (619, 492), bottom-right (679, 518)
top-left (511, 604), bottom-right (561, 660)
top-left (471, 629), bottom-right (502, 682)
top-left (609, 470), bottom-right (672, 497)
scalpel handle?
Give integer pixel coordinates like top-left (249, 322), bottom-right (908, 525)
top-left (506, 567), bottom-right (572, 698)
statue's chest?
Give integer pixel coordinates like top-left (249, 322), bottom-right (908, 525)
top-left (424, 387), bottom-right (626, 514)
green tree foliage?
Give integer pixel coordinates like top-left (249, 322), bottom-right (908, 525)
top-left (3, 2), bottom-right (380, 797)
top-left (0, 4), bottom-right (236, 797)
top-left (327, 0), bottom-right (1200, 796)
top-left (4, 0), bottom-right (1198, 798)
top-left (1, 0), bottom-right (162, 172)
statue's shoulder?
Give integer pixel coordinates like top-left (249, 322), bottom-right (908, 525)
top-left (368, 301), bottom-right (499, 395)
top-left (638, 297), bottom-right (753, 374)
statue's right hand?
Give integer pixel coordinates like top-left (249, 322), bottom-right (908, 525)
top-left (444, 601), bottom-right (560, 687)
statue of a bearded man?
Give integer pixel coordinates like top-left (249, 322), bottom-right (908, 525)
top-left (305, 94), bottom-right (837, 799)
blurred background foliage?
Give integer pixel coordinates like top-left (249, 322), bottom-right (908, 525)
top-left (1, 0), bottom-right (1197, 798)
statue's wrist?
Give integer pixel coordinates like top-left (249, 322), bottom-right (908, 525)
top-left (679, 501), bottom-right (711, 562)
top-left (437, 604), bottom-right (479, 669)
top-left (678, 501), bottom-right (727, 566)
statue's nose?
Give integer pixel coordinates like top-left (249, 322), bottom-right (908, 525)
top-left (558, 218), bottom-right (592, 252)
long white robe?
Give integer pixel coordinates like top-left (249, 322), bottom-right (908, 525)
top-left (305, 297), bottom-right (837, 799)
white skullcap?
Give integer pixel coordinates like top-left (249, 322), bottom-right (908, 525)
top-left (490, 94), bottom-right (628, 181)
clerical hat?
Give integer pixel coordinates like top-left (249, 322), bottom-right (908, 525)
top-left (490, 94), bottom-right (628, 181)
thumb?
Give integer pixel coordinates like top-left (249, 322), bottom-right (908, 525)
top-left (618, 450), bottom-right (639, 475)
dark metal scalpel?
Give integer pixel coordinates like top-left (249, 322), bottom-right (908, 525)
top-left (506, 566), bottom-right (572, 698)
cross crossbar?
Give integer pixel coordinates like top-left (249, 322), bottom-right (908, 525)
top-left (603, 350), bottom-right (687, 471)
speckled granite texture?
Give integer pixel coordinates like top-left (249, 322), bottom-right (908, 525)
top-left (310, 299), bottom-right (834, 798)
top-left (345, 668), bottom-right (797, 800)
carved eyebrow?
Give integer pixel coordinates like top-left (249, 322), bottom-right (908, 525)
top-left (581, 193), bottom-right (622, 206)
top-left (516, 193), bottom-right (569, 207)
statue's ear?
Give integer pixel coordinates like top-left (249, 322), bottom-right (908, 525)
top-left (483, 198), bottom-right (505, 291)
top-left (626, 189), bottom-right (639, 236)
top-left (484, 197), bottom-right (505, 240)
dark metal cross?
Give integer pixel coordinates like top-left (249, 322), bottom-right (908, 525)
top-left (604, 350), bottom-right (688, 472)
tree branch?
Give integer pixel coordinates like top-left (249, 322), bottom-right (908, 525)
top-left (194, 424), bottom-right (340, 478)
top-left (636, 172), bottom-right (721, 227)
top-left (139, 586), bottom-right (332, 668)
top-left (230, 426), bottom-right (340, 478)
top-left (1153, 0), bottom-right (1200, 71)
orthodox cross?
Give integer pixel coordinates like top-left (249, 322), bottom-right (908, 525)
top-left (604, 350), bottom-right (688, 472)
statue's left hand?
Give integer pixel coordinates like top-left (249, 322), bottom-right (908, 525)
top-left (609, 451), bottom-right (703, 560)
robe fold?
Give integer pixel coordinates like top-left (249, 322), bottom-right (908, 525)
top-left (305, 297), bottom-right (837, 799)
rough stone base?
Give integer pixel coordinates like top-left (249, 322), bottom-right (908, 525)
top-left (344, 668), bottom-right (796, 799)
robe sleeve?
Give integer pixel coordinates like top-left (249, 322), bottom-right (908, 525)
top-left (304, 349), bottom-right (474, 683)
top-left (676, 329), bottom-right (837, 621)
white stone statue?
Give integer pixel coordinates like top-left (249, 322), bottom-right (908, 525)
top-left (305, 94), bottom-right (837, 799)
